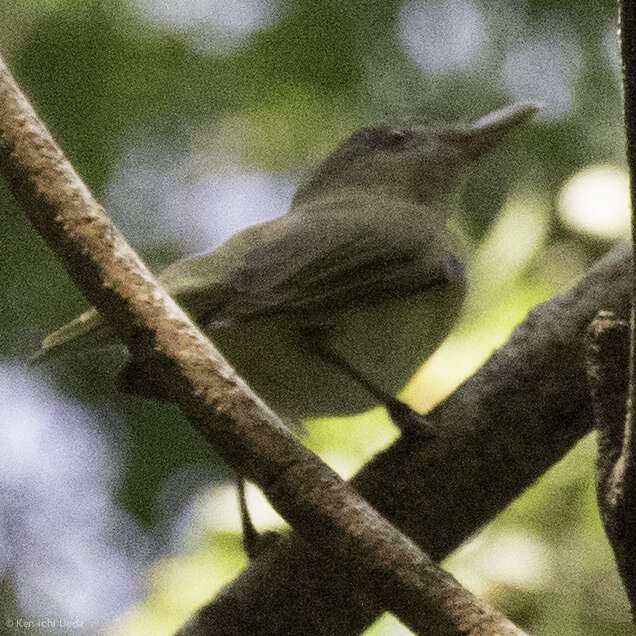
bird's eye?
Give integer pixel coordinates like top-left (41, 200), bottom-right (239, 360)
top-left (385, 130), bottom-right (410, 149)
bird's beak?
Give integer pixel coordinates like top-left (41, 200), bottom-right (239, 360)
top-left (441, 102), bottom-right (540, 158)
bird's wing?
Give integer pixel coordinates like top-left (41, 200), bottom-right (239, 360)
top-left (162, 202), bottom-right (463, 324)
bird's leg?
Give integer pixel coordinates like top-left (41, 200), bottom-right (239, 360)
top-left (236, 476), bottom-right (281, 560)
top-left (301, 327), bottom-right (435, 437)
top-left (237, 476), bottom-right (259, 558)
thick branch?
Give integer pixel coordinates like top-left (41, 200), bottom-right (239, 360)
top-left (623, 0), bottom-right (636, 407)
top-left (0, 57), bottom-right (523, 634)
top-left (594, 0), bottom-right (636, 618)
top-left (183, 244), bottom-right (632, 634)
top-left (585, 312), bottom-right (636, 614)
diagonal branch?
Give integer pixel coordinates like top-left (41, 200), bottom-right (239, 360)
top-left (0, 56), bottom-right (524, 634)
top-left (183, 244), bottom-right (632, 634)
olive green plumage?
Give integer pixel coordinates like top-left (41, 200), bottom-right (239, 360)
top-left (32, 104), bottom-right (536, 419)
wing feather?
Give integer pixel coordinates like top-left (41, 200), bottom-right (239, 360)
top-left (161, 201), bottom-right (462, 324)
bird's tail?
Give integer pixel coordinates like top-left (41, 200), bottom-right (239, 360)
top-left (29, 308), bottom-right (108, 365)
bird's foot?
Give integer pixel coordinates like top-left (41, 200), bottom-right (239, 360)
top-left (383, 396), bottom-right (436, 437)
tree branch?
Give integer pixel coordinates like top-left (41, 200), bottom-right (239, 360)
top-left (587, 0), bottom-right (636, 618)
top-left (0, 56), bottom-right (524, 634)
top-left (585, 311), bottom-right (636, 614)
top-left (183, 243), bottom-right (631, 634)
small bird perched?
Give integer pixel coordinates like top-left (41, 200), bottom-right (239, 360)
top-left (32, 103), bottom-right (537, 421)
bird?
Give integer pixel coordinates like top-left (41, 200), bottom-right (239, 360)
top-left (31, 103), bottom-right (537, 423)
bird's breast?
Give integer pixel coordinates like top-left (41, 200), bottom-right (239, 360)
top-left (206, 277), bottom-right (465, 419)
top-left (324, 279), bottom-right (466, 397)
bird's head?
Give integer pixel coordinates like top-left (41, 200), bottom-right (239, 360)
top-left (292, 103), bottom-right (538, 215)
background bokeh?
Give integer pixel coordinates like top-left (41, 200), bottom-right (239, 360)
top-left (0, 0), bottom-right (632, 634)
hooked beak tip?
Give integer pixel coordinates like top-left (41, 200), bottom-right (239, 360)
top-left (471, 102), bottom-right (541, 134)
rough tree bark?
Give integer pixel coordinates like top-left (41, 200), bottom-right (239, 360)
top-left (586, 0), bottom-right (636, 620)
top-left (0, 52), bottom-right (525, 636)
top-left (182, 243), bottom-right (631, 635)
